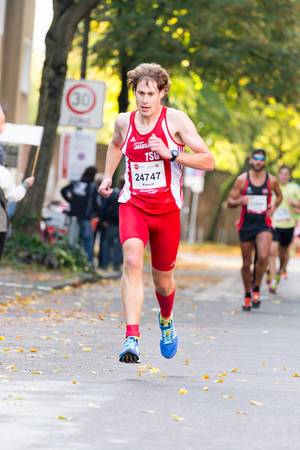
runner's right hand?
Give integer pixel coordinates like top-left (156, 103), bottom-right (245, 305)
top-left (98, 177), bottom-right (113, 198)
top-left (240, 196), bottom-right (249, 206)
top-left (24, 177), bottom-right (34, 187)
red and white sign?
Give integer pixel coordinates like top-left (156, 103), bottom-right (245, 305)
top-left (59, 79), bottom-right (105, 129)
top-left (58, 130), bottom-right (96, 180)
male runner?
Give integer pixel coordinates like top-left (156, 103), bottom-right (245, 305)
top-left (269, 165), bottom-right (300, 293)
top-left (227, 149), bottom-right (282, 311)
top-left (98, 63), bottom-right (214, 362)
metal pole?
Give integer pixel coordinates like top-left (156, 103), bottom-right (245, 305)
top-left (188, 191), bottom-right (199, 244)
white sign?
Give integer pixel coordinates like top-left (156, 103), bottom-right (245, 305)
top-left (184, 167), bottom-right (205, 193)
top-left (59, 79), bottom-right (105, 129)
top-left (0, 123), bottom-right (43, 146)
top-left (58, 130), bottom-right (96, 180)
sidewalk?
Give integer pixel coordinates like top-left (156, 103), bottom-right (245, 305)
top-left (0, 250), bottom-right (299, 449)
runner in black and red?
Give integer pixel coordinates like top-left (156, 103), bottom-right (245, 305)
top-left (227, 149), bottom-right (282, 311)
top-left (98, 63), bottom-right (215, 362)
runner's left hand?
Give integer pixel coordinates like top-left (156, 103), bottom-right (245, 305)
top-left (267, 205), bottom-right (276, 217)
top-left (148, 134), bottom-right (171, 160)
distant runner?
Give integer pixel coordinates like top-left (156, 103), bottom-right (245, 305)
top-left (227, 149), bottom-right (282, 311)
top-left (99, 63), bottom-right (215, 362)
top-left (269, 166), bottom-right (300, 293)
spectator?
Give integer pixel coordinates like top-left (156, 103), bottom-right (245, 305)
top-left (98, 179), bottom-right (124, 272)
top-left (61, 166), bottom-right (98, 266)
top-left (0, 147), bottom-right (34, 260)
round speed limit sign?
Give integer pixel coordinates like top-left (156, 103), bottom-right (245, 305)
top-left (66, 84), bottom-right (96, 115)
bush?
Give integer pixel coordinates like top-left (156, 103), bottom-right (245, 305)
top-left (3, 233), bottom-right (89, 272)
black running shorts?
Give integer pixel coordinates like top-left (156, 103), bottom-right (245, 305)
top-left (239, 227), bottom-right (273, 243)
top-left (272, 227), bottom-right (294, 248)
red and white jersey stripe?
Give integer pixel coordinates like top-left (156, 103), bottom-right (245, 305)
top-left (119, 106), bottom-right (184, 214)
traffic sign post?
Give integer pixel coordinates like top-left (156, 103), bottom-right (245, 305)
top-left (59, 79), bottom-right (105, 129)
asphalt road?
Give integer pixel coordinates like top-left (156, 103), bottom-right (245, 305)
top-left (0, 252), bottom-right (299, 450)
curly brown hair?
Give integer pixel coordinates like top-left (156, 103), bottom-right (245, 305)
top-left (127, 63), bottom-right (170, 96)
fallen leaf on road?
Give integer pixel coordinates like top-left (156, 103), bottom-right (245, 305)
top-left (184, 358), bottom-right (192, 366)
top-left (207, 336), bottom-right (216, 340)
top-left (203, 386), bottom-right (209, 391)
top-left (236, 410), bottom-right (248, 415)
top-left (230, 368), bottom-right (239, 373)
top-left (5, 364), bottom-right (17, 371)
top-left (179, 388), bottom-right (188, 395)
top-left (214, 379), bottom-right (224, 384)
top-left (17, 347), bottom-right (24, 353)
top-left (82, 347), bottom-right (92, 352)
top-left (292, 372), bottom-right (300, 378)
top-left (0, 336), bottom-right (5, 341)
top-left (149, 367), bottom-right (160, 374)
top-left (222, 395), bottom-right (234, 400)
top-left (140, 409), bottom-right (155, 414)
top-left (31, 371), bottom-right (43, 375)
top-left (250, 400), bottom-right (264, 407)
top-left (88, 402), bottom-right (100, 408)
top-left (171, 414), bottom-right (184, 422)
top-left (56, 415), bottom-right (71, 420)
top-left (218, 371), bottom-right (227, 377)
top-left (98, 314), bottom-right (105, 321)
top-left (29, 347), bottom-right (38, 353)
top-left (71, 380), bottom-right (78, 384)
top-left (201, 374), bottom-right (210, 380)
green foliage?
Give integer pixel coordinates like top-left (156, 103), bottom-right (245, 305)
top-left (3, 233), bottom-right (89, 272)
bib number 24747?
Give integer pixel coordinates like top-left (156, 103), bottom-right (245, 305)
top-left (131, 161), bottom-right (166, 190)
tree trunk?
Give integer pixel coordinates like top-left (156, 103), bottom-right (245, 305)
top-left (14, 0), bottom-right (99, 232)
top-left (207, 158), bottom-right (249, 242)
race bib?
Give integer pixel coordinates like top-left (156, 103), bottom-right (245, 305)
top-left (131, 161), bottom-right (166, 190)
top-left (247, 195), bottom-right (267, 214)
top-left (273, 207), bottom-right (291, 222)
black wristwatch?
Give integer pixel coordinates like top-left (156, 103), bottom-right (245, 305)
top-left (170, 149), bottom-right (179, 162)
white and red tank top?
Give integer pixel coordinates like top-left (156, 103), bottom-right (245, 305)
top-left (119, 106), bottom-right (184, 214)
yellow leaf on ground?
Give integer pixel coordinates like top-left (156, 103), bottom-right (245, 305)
top-left (29, 347), bottom-right (38, 353)
top-left (230, 368), bottom-right (239, 373)
top-left (201, 374), bottom-right (210, 380)
top-left (203, 386), bottom-right (209, 391)
top-left (31, 371), bottom-right (43, 375)
top-left (292, 372), bottom-right (300, 378)
top-left (179, 388), bottom-right (188, 395)
top-left (250, 400), bottom-right (264, 406)
top-left (56, 415), bottom-right (71, 420)
top-left (17, 347), bottom-right (24, 353)
top-left (0, 336), bottom-right (5, 341)
top-left (149, 367), bottom-right (160, 374)
top-left (171, 414), bottom-right (184, 422)
top-left (82, 347), bottom-right (92, 352)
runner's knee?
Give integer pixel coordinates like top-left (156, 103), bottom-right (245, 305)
top-left (123, 251), bottom-right (143, 274)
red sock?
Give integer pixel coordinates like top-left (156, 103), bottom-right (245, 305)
top-left (126, 324), bottom-right (140, 338)
top-left (155, 290), bottom-right (175, 319)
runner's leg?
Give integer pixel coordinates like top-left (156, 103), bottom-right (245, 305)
top-left (254, 231), bottom-right (273, 288)
top-left (240, 241), bottom-right (254, 294)
top-left (269, 240), bottom-right (279, 293)
top-left (152, 268), bottom-right (175, 319)
top-left (121, 238), bottom-right (145, 326)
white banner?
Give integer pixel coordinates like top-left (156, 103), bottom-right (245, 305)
top-left (0, 123), bottom-right (43, 146)
top-left (58, 130), bottom-right (97, 181)
top-left (59, 79), bottom-right (105, 129)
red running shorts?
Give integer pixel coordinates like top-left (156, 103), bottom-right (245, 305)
top-left (119, 202), bottom-right (180, 272)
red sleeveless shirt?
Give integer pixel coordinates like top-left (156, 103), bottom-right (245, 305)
top-left (119, 107), bottom-right (184, 215)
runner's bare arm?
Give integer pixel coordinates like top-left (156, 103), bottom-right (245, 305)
top-left (98, 114), bottom-right (128, 198)
top-left (227, 176), bottom-right (248, 208)
top-left (148, 110), bottom-right (214, 171)
top-left (269, 177), bottom-right (283, 215)
top-left (174, 111), bottom-right (214, 170)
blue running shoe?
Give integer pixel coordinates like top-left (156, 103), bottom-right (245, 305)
top-left (119, 336), bottom-right (140, 363)
top-left (159, 314), bottom-right (178, 359)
